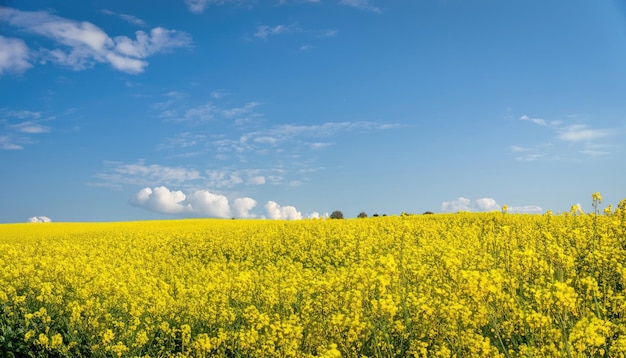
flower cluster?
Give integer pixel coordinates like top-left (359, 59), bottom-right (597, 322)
top-left (1, 196), bottom-right (626, 357)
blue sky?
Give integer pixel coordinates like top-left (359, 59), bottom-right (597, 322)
top-left (1, 0), bottom-right (625, 222)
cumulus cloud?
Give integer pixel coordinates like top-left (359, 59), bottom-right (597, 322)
top-left (131, 186), bottom-right (257, 218)
top-left (0, 35), bottom-right (32, 75)
top-left (265, 201), bottom-right (303, 220)
top-left (441, 197), bottom-right (542, 213)
top-left (27, 216), bottom-right (52, 223)
top-left (441, 197), bottom-right (472, 212)
top-left (130, 186), bottom-right (309, 220)
top-left (475, 198), bottom-right (500, 211)
top-left (232, 197), bottom-right (257, 218)
top-left (0, 6), bottom-right (191, 74)
top-left (133, 186), bottom-right (187, 214)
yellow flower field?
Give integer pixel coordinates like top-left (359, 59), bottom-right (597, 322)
top-left (2, 197), bottom-right (626, 357)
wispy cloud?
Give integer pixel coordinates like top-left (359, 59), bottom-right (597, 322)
top-left (338, 0), bottom-right (381, 13)
top-left (252, 23), bottom-right (337, 42)
top-left (277, 0), bottom-right (321, 4)
top-left (580, 143), bottom-right (610, 157)
top-left (0, 6), bottom-right (191, 74)
top-left (254, 24), bottom-right (300, 39)
top-left (1, 108), bottom-right (53, 149)
top-left (184, 0), bottom-right (252, 13)
top-left (101, 9), bottom-right (146, 27)
top-left (4, 110), bottom-right (41, 119)
top-left (10, 122), bottom-right (51, 134)
top-left (240, 121), bottom-right (398, 145)
top-left (514, 113), bottom-right (618, 160)
top-left (0, 35), bottom-right (32, 75)
top-left (520, 114), bottom-right (547, 126)
top-left (94, 160), bottom-right (202, 188)
top-left (95, 159), bottom-right (285, 190)
top-left (557, 124), bottom-right (610, 142)
top-left (159, 100), bottom-right (261, 123)
top-left (0, 135), bottom-right (24, 150)
top-left (158, 132), bottom-right (207, 150)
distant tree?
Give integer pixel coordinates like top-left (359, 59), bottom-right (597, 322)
top-left (357, 212), bottom-right (368, 218)
top-left (330, 210), bottom-right (344, 219)
top-left (372, 213), bottom-right (379, 217)
top-left (423, 211), bottom-right (434, 215)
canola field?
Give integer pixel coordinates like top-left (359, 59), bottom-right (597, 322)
top-left (1, 198), bottom-right (626, 357)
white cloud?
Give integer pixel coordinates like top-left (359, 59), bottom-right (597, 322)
top-left (475, 198), bottom-right (500, 211)
top-left (513, 113), bottom-right (616, 161)
top-left (132, 186), bottom-right (189, 214)
top-left (206, 170), bottom-right (244, 187)
top-left (307, 212), bottom-right (326, 219)
top-left (520, 114), bottom-right (547, 126)
top-left (184, 0), bottom-right (252, 13)
top-left (160, 100), bottom-right (261, 123)
top-left (186, 190), bottom-right (232, 217)
top-left (232, 197), bottom-right (257, 218)
top-left (278, 0), bottom-right (321, 4)
top-left (0, 136), bottom-right (23, 150)
top-left (222, 102), bottom-right (260, 118)
top-left (253, 23), bottom-right (337, 42)
top-left (130, 186), bottom-right (259, 218)
top-left (10, 122), bottom-right (51, 134)
top-left (158, 132), bottom-right (207, 150)
top-left (185, 0), bottom-right (220, 13)
top-left (27, 216), bottom-right (52, 223)
top-left (338, 0), bottom-right (381, 13)
top-left (0, 7), bottom-right (191, 74)
top-left (101, 9), bottom-right (146, 27)
top-left (581, 149), bottom-right (609, 156)
top-left (0, 35), bottom-right (31, 75)
top-left (241, 121), bottom-right (396, 146)
top-left (441, 197), bottom-right (472, 212)
top-left (248, 176), bottom-right (266, 185)
top-left (557, 124), bottom-right (609, 142)
top-left (211, 90), bottom-right (228, 99)
top-left (265, 201), bottom-right (303, 220)
top-left (95, 161), bottom-right (202, 187)
top-left (4, 110), bottom-right (41, 119)
top-left (441, 197), bottom-right (541, 213)
top-left (254, 24), bottom-right (299, 39)
top-left (515, 153), bottom-right (544, 162)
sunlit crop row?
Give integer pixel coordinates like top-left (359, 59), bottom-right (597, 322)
top-left (1, 197), bottom-right (626, 357)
